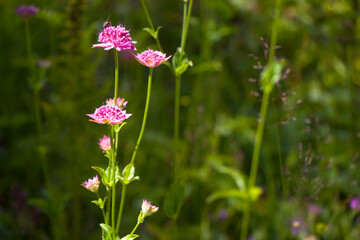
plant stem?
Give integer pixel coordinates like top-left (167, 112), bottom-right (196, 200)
top-left (173, 75), bottom-right (181, 180)
top-left (114, 50), bottom-right (119, 101)
top-left (109, 126), bottom-right (117, 238)
top-left (96, 192), bottom-right (107, 223)
top-left (240, 0), bottom-right (282, 238)
top-left (130, 220), bottom-right (140, 235)
top-left (130, 67), bottom-right (153, 166)
top-left (25, 20), bottom-right (34, 73)
top-left (116, 184), bottom-right (127, 234)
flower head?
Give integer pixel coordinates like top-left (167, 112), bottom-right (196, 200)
top-left (15, 4), bottom-right (39, 19)
top-left (92, 24), bottom-right (136, 52)
top-left (141, 200), bottom-right (159, 217)
top-left (81, 176), bottom-right (100, 193)
top-left (106, 97), bottom-right (127, 108)
top-left (87, 98), bottom-right (131, 125)
top-left (134, 49), bottom-right (171, 68)
top-left (98, 135), bottom-right (113, 152)
top-left (289, 218), bottom-right (306, 236)
top-left (350, 196), bottom-right (360, 211)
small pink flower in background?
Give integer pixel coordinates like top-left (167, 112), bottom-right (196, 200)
top-left (81, 176), bottom-right (100, 193)
top-left (92, 24), bottom-right (137, 52)
top-left (15, 4), bottom-right (39, 19)
top-left (350, 196), bottom-right (360, 211)
top-left (87, 98), bottom-right (131, 125)
top-left (98, 135), bottom-right (113, 152)
top-left (141, 200), bottom-right (159, 217)
top-left (134, 49), bottom-right (171, 68)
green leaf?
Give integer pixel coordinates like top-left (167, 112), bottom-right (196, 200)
top-left (92, 166), bottom-right (109, 187)
top-left (260, 60), bottom-right (285, 93)
top-left (172, 48), bottom-right (193, 77)
top-left (206, 189), bottom-right (247, 203)
top-left (163, 180), bottom-right (185, 219)
top-left (118, 164), bottom-right (139, 185)
top-left (105, 166), bottom-right (121, 187)
top-left (100, 224), bottom-right (120, 240)
top-left (92, 197), bottom-right (107, 209)
top-left (249, 186), bottom-right (263, 201)
top-left (143, 26), bottom-right (162, 39)
top-left (120, 234), bottom-right (139, 240)
top-left (209, 161), bottom-right (246, 190)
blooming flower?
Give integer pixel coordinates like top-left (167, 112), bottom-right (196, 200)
top-left (141, 200), bottom-right (159, 217)
top-left (134, 49), bottom-right (171, 68)
top-left (87, 98), bottom-right (131, 125)
top-left (350, 196), bottom-right (360, 211)
top-left (289, 218), bottom-right (306, 236)
top-left (98, 135), bottom-right (113, 152)
top-left (92, 24), bottom-right (136, 51)
top-left (15, 4), bottom-right (39, 19)
top-left (81, 176), bottom-right (100, 193)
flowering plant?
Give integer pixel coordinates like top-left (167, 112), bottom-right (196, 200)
top-left (82, 20), bottom-right (170, 240)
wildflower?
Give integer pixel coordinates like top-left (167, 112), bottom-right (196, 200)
top-left (134, 49), bottom-right (171, 68)
top-left (141, 200), bottom-right (159, 217)
top-left (15, 4), bottom-right (39, 19)
top-left (92, 24), bottom-right (136, 51)
top-left (290, 218), bottom-right (306, 236)
top-left (350, 196), bottom-right (360, 211)
top-left (87, 98), bottom-right (131, 125)
top-left (98, 135), bottom-right (113, 152)
top-left (81, 176), bottom-right (100, 193)
top-left (307, 203), bottom-right (322, 215)
top-left (106, 97), bottom-right (127, 108)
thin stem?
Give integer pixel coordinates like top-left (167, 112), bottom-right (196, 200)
top-left (116, 184), bottom-right (127, 234)
top-left (130, 220), bottom-right (140, 235)
top-left (109, 126), bottom-right (117, 238)
top-left (114, 50), bottom-right (119, 101)
top-left (96, 192), bottom-right (107, 224)
top-left (241, 91), bottom-right (270, 240)
top-left (130, 67), bottom-right (153, 166)
top-left (173, 76), bottom-right (181, 180)
top-left (179, 0), bottom-right (193, 58)
top-left (140, 0), bottom-right (154, 30)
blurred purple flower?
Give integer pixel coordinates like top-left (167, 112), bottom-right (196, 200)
top-left (37, 59), bottom-right (51, 68)
top-left (350, 196), bottom-right (360, 211)
top-left (307, 203), bottom-right (322, 215)
top-left (15, 4), bottom-right (39, 19)
top-left (290, 218), bottom-right (306, 236)
top-left (218, 209), bottom-right (228, 221)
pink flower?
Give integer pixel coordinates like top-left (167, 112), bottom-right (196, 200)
top-left (81, 176), bottom-right (100, 193)
top-left (15, 4), bottom-right (39, 19)
top-left (87, 98), bottom-right (131, 125)
top-left (134, 49), bottom-right (171, 68)
top-left (141, 200), bottom-right (159, 217)
top-left (92, 24), bottom-right (137, 52)
top-left (98, 135), bottom-right (113, 151)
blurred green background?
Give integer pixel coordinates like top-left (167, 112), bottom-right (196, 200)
top-left (1, 0), bottom-right (360, 239)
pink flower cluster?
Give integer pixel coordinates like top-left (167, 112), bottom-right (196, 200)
top-left (134, 49), bottom-right (171, 68)
top-left (87, 97), bottom-right (131, 125)
top-left (98, 135), bottom-right (112, 152)
top-left (141, 200), bottom-right (159, 217)
top-left (81, 176), bottom-right (100, 193)
top-left (92, 25), bottom-right (137, 52)
top-left (15, 4), bottom-right (39, 19)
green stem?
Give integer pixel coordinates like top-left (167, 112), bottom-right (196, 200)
top-left (116, 184), bottom-right (127, 234)
top-left (96, 192), bottom-right (107, 224)
top-left (109, 126), bottom-right (117, 238)
top-left (240, 0), bottom-right (282, 238)
top-left (130, 67), bottom-right (153, 166)
top-left (179, 0), bottom-right (193, 58)
top-left (140, 0), bottom-right (154, 30)
top-left (114, 50), bottom-right (119, 101)
top-left (240, 91), bottom-right (270, 240)
top-left (173, 76), bottom-right (181, 180)
top-left (130, 220), bottom-right (140, 235)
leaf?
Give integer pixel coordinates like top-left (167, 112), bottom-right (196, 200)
top-left (249, 186), bottom-right (263, 202)
top-left (163, 180), bottom-right (185, 219)
top-left (172, 48), bottom-right (193, 77)
top-left (120, 234), bottom-right (139, 240)
top-left (143, 26), bottom-right (162, 40)
top-left (92, 197), bottom-right (107, 209)
top-left (100, 224), bottom-right (120, 240)
top-left (206, 189), bottom-right (247, 203)
top-left (92, 166), bottom-right (109, 187)
top-left (260, 60), bottom-right (285, 93)
top-left (209, 161), bottom-right (246, 190)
